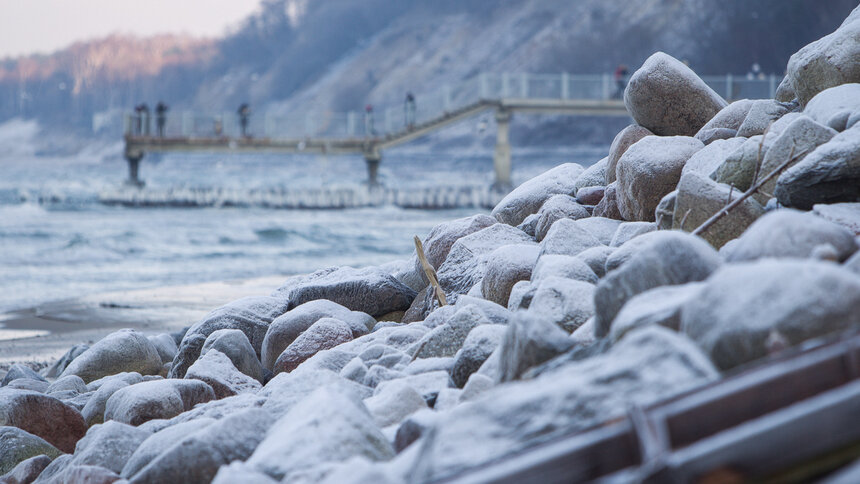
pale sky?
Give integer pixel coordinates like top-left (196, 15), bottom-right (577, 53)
top-left (0, 0), bottom-right (262, 58)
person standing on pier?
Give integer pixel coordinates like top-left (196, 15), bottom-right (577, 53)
top-left (238, 104), bottom-right (251, 137)
top-left (155, 102), bottom-right (169, 138)
top-left (140, 103), bottom-right (151, 136)
top-left (613, 64), bottom-right (628, 99)
top-left (404, 92), bottom-right (416, 130)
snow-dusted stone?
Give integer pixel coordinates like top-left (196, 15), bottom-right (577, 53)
top-left (0, 389), bottom-right (86, 453)
top-left (340, 357), bottom-right (368, 383)
top-left (507, 281), bottom-right (535, 311)
top-left (363, 366), bottom-right (405, 389)
top-left (0, 454), bottom-right (52, 484)
top-left (273, 318), bottom-right (354, 375)
top-left (248, 387), bottom-right (393, 481)
top-left (404, 357), bottom-right (454, 376)
top-left (201, 329), bottom-right (263, 383)
top-left (0, 427), bottom-right (61, 475)
top-left (70, 420), bottom-right (150, 474)
top-left (104, 379), bottom-right (215, 426)
top-left (526, 277), bottom-right (595, 334)
top-left (185, 349), bottom-right (262, 398)
top-left (575, 186), bottom-right (605, 206)
top-left (3, 379), bottom-right (47, 393)
top-left (813, 203), bottom-right (860, 235)
top-left (592, 182), bottom-right (624, 220)
top-left (846, 251), bottom-right (860, 275)
top-left (539, 218), bottom-right (604, 258)
top-left (60, 329), bottom-right (162, 384)
top-left (776, 123), bottom-right (860, 209)
top-left (594, 231), bottom-right (721, 337)
top-left (408, 304), bottom-right (494, 359)
top-left (42, 344), bottom-right (89, 379)
top-left (610, 221), bottom-right (657, 247)
top-left (775, 76), bottom-right (796, 102)
top-left (451, 324), bottom-right (507, 388)
top-left (211, 462), bottom-right (280, 484)
top-left (573, 157), bottom-right (608, 193)
top-left (655, 191), bottom-right (677, 230)
top-left (694, 99), bottom-right (754, 139)
top-left (81, 373), bottom-right (144, 426)
top-left (606, 125), bottom-right (654, 184)
top-left (460, 373), bottom-right (495, 402)
top-left (713, 134), bottom-right (772, 191)
top-left (1, 365), bottom-right (45, 387)
top-left (261, 299), bottom-right (373, 372)
top-left (682, 137), bottom-right (746, 179)
top-left (616, 135), bottom-right (703, 222)
top-left (480, 244), bottom-right (541, 307)
top-left (736, 100), bottom-right (792, 137)
top-left (358, 344), bottom-right (409, 370)
top-left (696, 127), bottom-right (737, 145)
top-left (127, 408), bottom-right (270, 484)
top-left (374, 371), bottom-right (453, 404)
top-left (574, 217), bottom-right (623, 245)
top-left (786, 12), bottom-right (860, 105)
top-left (46, 375), bottom-right (86, 396)
top-left (575, 246), bottom-right (615, 278)
top-left (530, 254), bottom-right (598, 285)
top-left (147, 334), bottom-right (177, 365)
top-left (170, 296), bottom-right (290, 379)
top-left (681, 260), bottom-right (860, 370)
top-left (51, 464), bottom-right (121, 483)
top-left (624, 52), bottom-right (727, 136)
top-left (409, 326), bottom-right (718, 480)
top-left (394, 409), bottom-right (439, 453)
top-left (497, 313), bottom-right (574, 382)
top-left (609, 283), bottom-right (704, 342)
top-left (364, 381), bottom-right (427, 428)
top-left (674, 170), bottom-right (766, 248)
top-left (121, 419), bottom-right (215, 479)
top-left (260, 368), bottom-right (371, 419)
top-left (491, 163), bottom-right (585, 226)
top-left (516, 213), bottom-right (539, 237)
top-left (724, 210), bottom-right (858, 263)
top-left (534, 195), bottom-right (590, 242)
top-left (281, 266), bottom-right (417, 318)
top-left (804, 84), bottom-right (860, 131)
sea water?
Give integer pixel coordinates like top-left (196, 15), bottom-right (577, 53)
top-left (0, 144), bottom-right (604, 313)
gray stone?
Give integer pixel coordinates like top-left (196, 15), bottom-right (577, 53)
top-left (147, 334), bottom-right (177, 365)
top-left (404, 357), bottom-right (454, 376)
top-left (573, 217), bottom-right (623, 245)
top-left (480, 244), bottom-right (541, 307)
top-left (491, 163), bottom-right (585, 226)
top-left (460, 373), bottom-right (495, 402)
top-left (362, 365), bottom-right (406, 389)
top-left (695, 127), bottom-right (738, 145)
top-left (694, 99), bottom-right (754, 137)
top-left (530, 254), bottom-right (598, 285)
top-left (573, 157), bottom-right (608, 193)
top-left (0, 389), bottom-right (86, 453)
top-left (775, 76), bottom-right (796, 102)
top-left (655, 190), bottom-right (677, 230)
top-left (725, 209), bottom-right (858, 263)
top-left (624, 52), bottom-right (727, 136)
top-left (681, 259), bottom-right (860, 370)
top-left (516, 213), bottom-right (539, 237)
top-left (0, 454), bottom-right (52, 484)
top-left (70, 420), bottom-right (150, 474)
top-left (506, 280), bottom-right (535, 311)
top-left (42, 344), bottom-right (89, 379)
top-left (776, 124), bottom-right (860, 209)
top-left (713, 134), bottom-right (775, 191)
top-left (48, 464), bottom-right (120, 483)
top-left (373, 371), bottom-right (452, 404)
top-left (408, 304), bottom-right (493, 359)
top-left (104, 379), bottom-right (215, 426)
top-left (60, 329), bottom-right (162, 384)
top-left (594, 231), bottom-right (721, 337)
top-left (575, 186), bottom-right (605, 206)
top-left (273, 317), bottom-right (354, 374)
top-left (736, 100), bottom-right (791, 137)
top-left (3, 379), bottom-right (47, 393)
top-left (534, 195), bottom-right (590, 242)
top-left (185, 349), bottom-right (262, 398)
top-left (81, 373), bottom-right (144, 426)
top-left (575, 246), bottom-right (615, 278)
top-left (804, 84), bottom-right (860, 131)
top-left (451, 325), bottom-right (506, 388)
top-left (682, 137), bottom-right (746, 178)
top-left (201, 329), bottom-right (263, 383)
top-left (609, 283), bottom-right (704, 342)
top-left (211, 462), bottom-right (280, 484)
top-left (813, 203), bottom-right (860, 235)
top-left (606, 125), bottom-right (654, 184)
top-left (616, 136), bottom-right (704, 221)
top-left (610, 222), bottom-right (657, 247)
top-left (526, 277), bottom-right (595, 333)
top-left (121, 419), bottom-right (215, 479)
top-left (364, 381), bottom-right (427, 428)
top-left (46, 375), bottom-right (86, 396)
top-left (539, 218), bottom-right (604, 257)
top-left (592, 182), bottom-right (623, 220)
top-left (846, 251), bottom-right (860, 275)
top-left (1, 365), bottom-right (45, 387)
top-left (0, 427), bottom-right (61, 475)
top-left (497, 313), bottom-right (574, 382)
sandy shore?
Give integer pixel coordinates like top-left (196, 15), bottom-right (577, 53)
top-left (0, 276), bottom-right (286, 372)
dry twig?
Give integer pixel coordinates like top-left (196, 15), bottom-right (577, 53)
top-left (414, 235), bottom-right (447, 307)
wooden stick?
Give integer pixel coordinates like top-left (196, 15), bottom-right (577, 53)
top-left (414, 236), bottom-right (447, 307)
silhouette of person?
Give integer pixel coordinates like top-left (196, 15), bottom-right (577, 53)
top-left (404, 92), bottom-right (416, 129)
top-left (155, 102), bottom-right (168, 138)
top-left (140, 103), bottom-right (151, 136)
top-left (613, 65), bottom-right (628, 99)
top-left (364, 104), bottom-right (375, 136)
top-left (238, 103), bottom-right (251, 137)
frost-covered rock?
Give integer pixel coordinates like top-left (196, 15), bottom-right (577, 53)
top-left (516, 213), bottom-right (539, 237)
top-left (364, 381), bottom-right (427, 428)
top-left (48, 464), bottom-right (121, 484)
top-left (724, 210), bottom-right (858, 263)
top-left (616, 136), bottom-right (704, 221)
top-left (81, 373), bottom-right (144, 426)
top-left (261, 299), bottom-right (373, 371)
top-left (694, 99), bottom-right (754, 141)
top-left (451, 324), bottom-right (506, 388)
top-left (3, 379), bottom-right (47, 393)
top-left (0, 389), bottom-right (86, 453)
top-left (201, 329), bottom-right (263, 383)
top-left (374, 371), bottom-right (452, 404)
top-left (736, 99), bottom-right (792, 137)
top-left (170, 296), bottom-right (290, 379)
top-left (655, 190), bottom-right (677, 230)
top-left (594, 231), bottom-right (721, 336)
top-left (530, 254), bottom-right (598, 285)
top-left (610, 221), bottom-right (656, 247)
top-left (813, 203), bottom-right (860, 235)
top-left (121, 419), bottom-right (215, 479)
top-left (609, 283), bottom-right (704, 342)
top-left (147, 334), bottom-right (178, 365)
top-left (713, 133), bottom-right (776, 191)
top-left (696, 127), bottom-right (738, 145)
top-left (575, 186), bottom-right (605, 206)
top-left (104, 379), bottom-right (215, 426)
top-left (682, 137), bottom-right (746, 179)
top-left (681, 260), bottom-right (860, 370)
top-left (408, 304), bottom-right (495, 359)
top-left (506, 280), bottom-right (535, 311)
top-left (185, 349), bottom-right (262, 398)
top-left (539, 218), bottom-right (604, 257)
top-left (574, 217), bottom-right (623, 245)
top-left (491, 163), bottom-right (585, 226)
top-left (1, 365), bottom-right (45, 387)
top-left (404, 357), bottom-right (454, 376)
top-left (127, 409), bottom-right (270, 484)
top-left (42, 344), bottom-right (89, 379)
top-left (70, 420), bottom-right (150, 474)
top-left (497, 313), bottom-right (574, 382)
top-left (46, 375), bottom-right (86, 396)
top-left (60, 329), bottom-right (162, 384)
top-left (804, 84), bottom-right (860, 131)
top-left (592, 182), bottom-right (624, 220)
top-left (573, 157), bottom-right (608, 193)
top-left (211, 463), bottom-right (280, 484)
top-left (624, 52), bottom-right (727, 136)
top-left (0, 426), bottom-right (62, 476)
top-left (247, 386), bottom-right (393, 481)
top-left (526, 277), bottom-right (595, 333)
top-left (575, 245), bottom-right (615, 278)
top-left (0, 454), bottom-right (52, 484)
top-left (776, 123), bottom-right (860, 209)
top-left (606, 125), bottom-right (653, 184)
top-left (260, 368), bottom-right (370, 419)
top-left (274, 317), bottom-right (354, 374)
top-left (480, 244), bottom-right (540, 307)
top-left (534, 195), bottom-right (590, 241)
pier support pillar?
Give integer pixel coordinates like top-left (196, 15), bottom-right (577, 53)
top-left (125, 151), bottom-right (145, 188)
top-left (365, 150), bottom-right (382, 189)
top-left (493, 109), bottom-right (512, 191)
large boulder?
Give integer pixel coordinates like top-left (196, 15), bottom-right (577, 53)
top-left (724, 210), bottom-right (858, 263)
top-left (682, 137), bottom-right (746, 179)
top-left (624, 52), bottom-right (727, 136)
top-left (714, 134), bottom-right (777, 191)
top-left (804, 84), bottom-right (860, 131)
top-left (0, 454), bottom-right (52, 484)
top-left (609, 222), bottom-right (656, 248)
top-left (573, 157), bottom-right (608, 193)
top-left (539, 218), bottom-right (604, 257)
top-left (813, 203), bottom-right (860, 235)
top-left (681, 260), bottom-right (860, 370)
top-left (615, 136), bottom-right (704, 221)
top-left (104, 379), bottom-right (215, 426)
top-left (451, 324), bottom-right (507, 388)
top-left (0, 427), bottom-right (62, 475)
top-left (42, 344), bottom-right (89, 379)
top-left (574, 217), bottom-right (624, 245)
top-left (594, 231), bottom-right (721, 336)
top-left (273, 317), bottom-right (354, 374)
top-left (261, 299), bottom-right (373, 371)
top-left (530, 254), bottom-right (598, 285)
top-left (491, 163), bottom-right (585, 226)
top-left (185, 349), bottom-right (262, 398)
top-left (785, 11), bottom-right (860, 106)
top-left (526, 277), bottom-right (595, 334)
top-left (70, 420), bottom-right (150, 474)
top-left (408, 304), bottom-right (497, 360)
top-left (534, 195), bottom-right (590, 242)
top-left (775, 123), bottom-right (860, 209)
top-left (0, 389), bottom-right (86, 453)
top-left (694, 99), bottom-right (754, 142)
top-left (59, 329), bottom-right (162, 384)
top-left (609, 283), bottom-right (705, 343)
top-left (497, 313), bottom-right (574, 382)
top-left (363, 381), bottom-right (427, 428)
top-left (201, 329), bottom-right (263, 383)
top-left (606, 125), bottom-right (653, 184)
top-left (480, 244), bottom-right (541, 307)
top-left (1, 365), bottom-right (45, 387)
top-left (736, 99), bottom-right (792, 138)
top-left (592, 182), bottom-right (624, 220)
top-left (121, 419), bottom-right (215, 479)
top-left (81, 373), bottom-right (144, 426)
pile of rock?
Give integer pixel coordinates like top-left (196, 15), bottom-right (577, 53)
top-left (2, 8), bottom-right (860, 483)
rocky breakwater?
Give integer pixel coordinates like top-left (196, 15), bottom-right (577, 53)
top-left (3, 8), bottom-right (860, 483)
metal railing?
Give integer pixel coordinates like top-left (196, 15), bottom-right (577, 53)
top-left (124, 72), bottom-right (782, 141)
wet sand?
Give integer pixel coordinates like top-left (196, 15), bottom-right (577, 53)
top-left (0, 276), bottom-right (285, 373)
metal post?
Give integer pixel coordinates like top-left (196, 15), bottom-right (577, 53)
top-left (493, 109), bottom-right (512, 191)
top-left (365, 150), bottom-right (382, 188)
top-left (561, 72), bottom-right (569, 99)
top-left (125, 152), bottom-right (145, 188)
top-left (726, 74), bottom-right (733, 101)
top-left (521, 73), bottom-right (528, 98)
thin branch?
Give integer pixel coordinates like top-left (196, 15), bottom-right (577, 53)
top-left (750, 122), bottom-right (773, 187)
top-left (414, 235), bottom-right (447, 307)
top-left (679, 209), bottom-right (692, 231)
